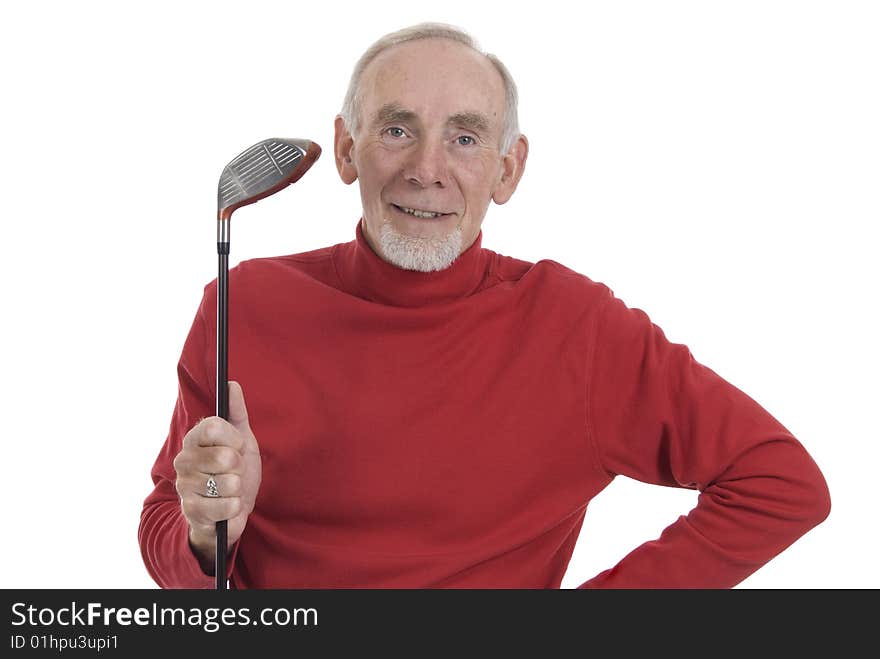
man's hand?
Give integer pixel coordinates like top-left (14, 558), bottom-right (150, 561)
top-left (172, 381), bottom-right (262, 574)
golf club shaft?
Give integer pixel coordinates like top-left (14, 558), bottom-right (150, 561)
top-left (215, 246), bottom-right (229, 590)
top-left (211, 138), bottom-right (319, 592)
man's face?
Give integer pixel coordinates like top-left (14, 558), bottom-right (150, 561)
top-left (334, 38), bottom-right (527, 271)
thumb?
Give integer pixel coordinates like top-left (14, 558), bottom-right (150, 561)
top-left (227, 380), bottom-right (251, 433)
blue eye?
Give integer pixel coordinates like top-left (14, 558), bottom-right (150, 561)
top-left (386, 127), bottom-right (406, 138)
top-left (457, 135), bottom-right (475, 146)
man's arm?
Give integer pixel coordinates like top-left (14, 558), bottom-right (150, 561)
top-left (580, 288), bottom-right (830, 588)
top-left (138, 284), bottom-right (239, 588)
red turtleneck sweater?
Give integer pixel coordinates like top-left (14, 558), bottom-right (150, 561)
top-left (139, 220), bottom-right (830, 588)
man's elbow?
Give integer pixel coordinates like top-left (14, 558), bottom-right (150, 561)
top-left (801, 467), bottom-right (832, 531)
top-left (740, 438), bottom-right (832, 541)
top-left (781, 446), bottom-right (832, 537)
top-left (773, 437), bottom-right (831, 533)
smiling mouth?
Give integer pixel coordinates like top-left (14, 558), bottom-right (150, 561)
top-left (391, 203), bottom-right (452, 219)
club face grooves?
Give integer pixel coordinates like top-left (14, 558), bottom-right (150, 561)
top-left (217, 138), bottom-right (320, 219)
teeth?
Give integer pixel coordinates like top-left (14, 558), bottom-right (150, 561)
top-left (397, 205), bottom-right (443, 219)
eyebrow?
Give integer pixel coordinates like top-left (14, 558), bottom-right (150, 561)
top-left (371, 103), bottom-right (417, 128)
top-left (447, 112), bottom-right (490, 134)
top-left (371, 103), bottom-right (491, 134)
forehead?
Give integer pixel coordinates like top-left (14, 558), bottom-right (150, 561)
top-left (359, 38), bottom-right (506, 128)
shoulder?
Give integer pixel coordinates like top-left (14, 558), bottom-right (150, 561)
top-left (489, 249), bottom-right (614, 309)
top-left (230, 242), bottom-right (342, 289)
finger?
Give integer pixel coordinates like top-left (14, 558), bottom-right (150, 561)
top-left (227, 381), bottom-right (250, 433)
top-left (182, 417), bottom-right (245, 452)
top-left (174, 446), bottom-right (243, 481)
top-left (196, 446), bottom-right (244, 476)
top-left (179, 472), bottom-right (242, 500)
top-left (228, 381), bottom-right (262, 458)
top-left (180, 494), bottom-right (243, 527)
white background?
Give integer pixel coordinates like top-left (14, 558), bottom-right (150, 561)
top-left (1, 0), bottom-right (876, 589)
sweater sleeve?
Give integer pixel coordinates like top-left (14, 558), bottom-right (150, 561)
top-left (579, 288), bottom-right (830, 588)
top-left (138, 285), bottom-right (240, 588)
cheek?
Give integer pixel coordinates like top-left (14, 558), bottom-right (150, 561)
top-left (457, 156), bottom-right (500, 199)
top-left (356, 148), bottom-right (400, 197)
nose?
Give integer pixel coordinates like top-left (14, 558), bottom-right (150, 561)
top-left (402, 138), bottom-right (448, 188)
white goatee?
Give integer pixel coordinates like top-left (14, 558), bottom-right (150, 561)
top-left (378, 221), bottom-right (464, 272)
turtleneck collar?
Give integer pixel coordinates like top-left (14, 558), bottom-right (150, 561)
top-left (332, 219), bottom-right (492, 308)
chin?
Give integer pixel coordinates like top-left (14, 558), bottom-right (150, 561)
top-left (377, 221), bottom-right (464, 272)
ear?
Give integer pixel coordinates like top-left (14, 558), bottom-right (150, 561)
top-left (334, 115), bottom-right (358, 185)
top-left (492, 134), bottom-right (529, 205)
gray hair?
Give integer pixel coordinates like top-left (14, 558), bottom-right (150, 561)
top-left (339, 22), bottom-right (520, 154)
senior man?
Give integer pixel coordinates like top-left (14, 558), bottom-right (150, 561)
top-left (139, 22), bottom-right (830, 589)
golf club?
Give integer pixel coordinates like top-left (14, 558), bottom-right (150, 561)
top-left (215, 137), bottom-right (321, 590)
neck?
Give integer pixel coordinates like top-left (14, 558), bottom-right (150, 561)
top-left (332, 218), bottom-right (490, 308)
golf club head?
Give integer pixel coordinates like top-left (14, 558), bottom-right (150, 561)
top-left (217, 138), bottom-right (321, 222)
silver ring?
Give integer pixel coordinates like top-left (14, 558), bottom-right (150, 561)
top-left (206, 474), bottom-right (220, 498)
